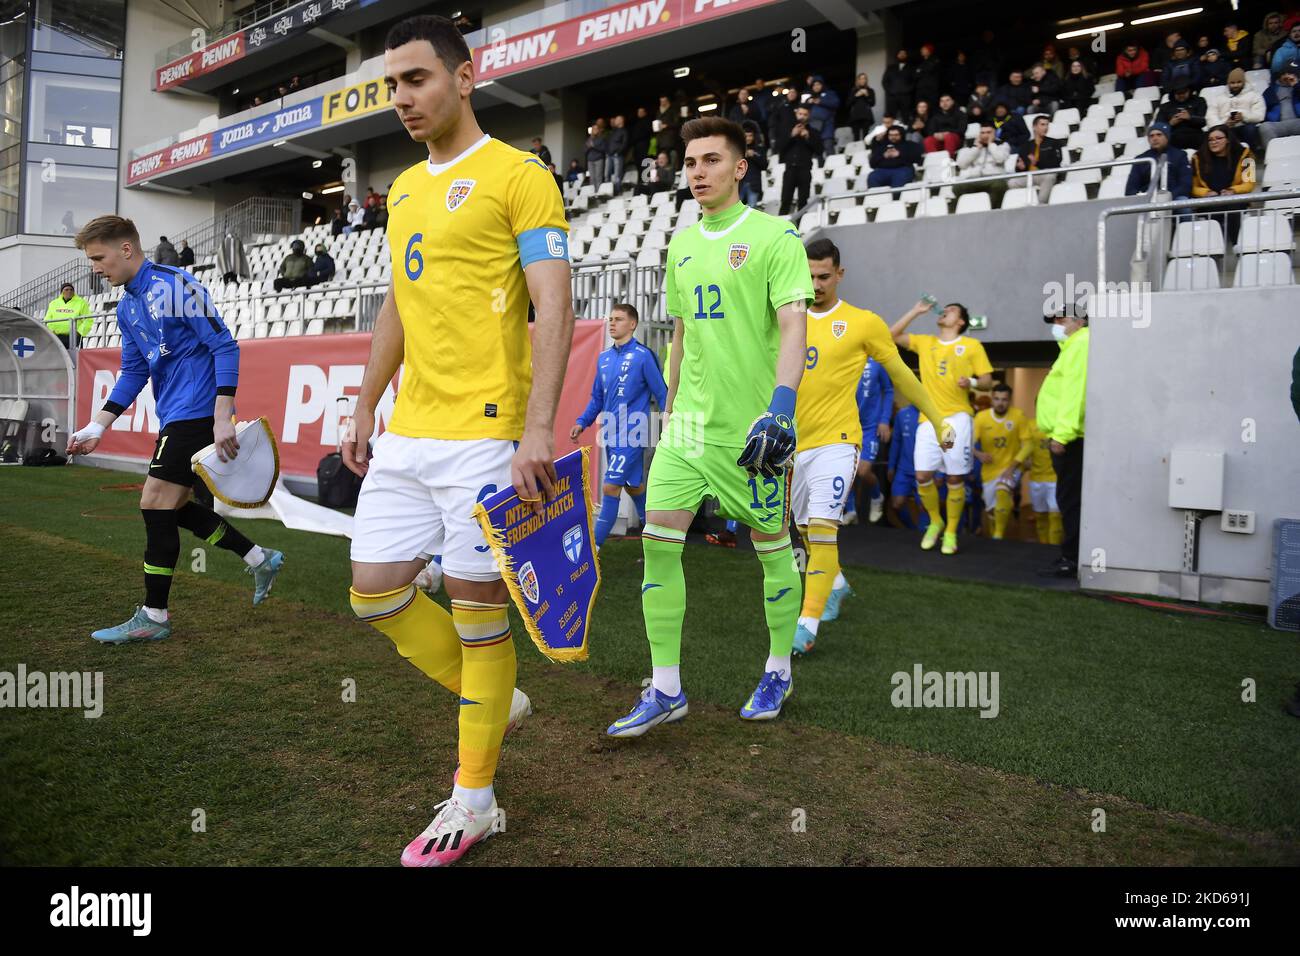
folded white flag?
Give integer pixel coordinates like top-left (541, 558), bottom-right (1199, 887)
top-left (191, 418), bottom-right (280, 508)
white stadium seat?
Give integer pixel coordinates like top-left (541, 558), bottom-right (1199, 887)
top-left (873, 202), bottom-right (907, 222)
top-left (835, 206), bottom-right (868, 225)
top-left (1163, 257), bottom-right (1220, 290)
top-left (1048, 182), bottom-right (1087, 204)
top-left (955, 192), bottom-right (992, 214)
top-left (1000, 188), bottom-right (1033, 209)
top-left (1236, 212), bottom-right (1294, 253)
top-left (1233, 252), bottom-right (1293, 287)
top-left (1170, 219), bottom-right (1226, 257)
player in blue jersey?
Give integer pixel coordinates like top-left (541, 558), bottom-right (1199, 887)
top-left (854, 357), bottom-right (894, 524)
top-left (65, 215), bottom-right (284, 644)
top-left (571, 303), bottom-right (668, 548)
top-left (888, 401), bottom-right (925, 530)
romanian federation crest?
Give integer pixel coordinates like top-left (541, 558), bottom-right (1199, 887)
top-left (519, 561), bottom-right (540, 604)
top-left (832, 320), bottom-right (847, 339)
top-left (728, 243), bottom-right (749, 270)
top-left (446, 178), bottom-right (476, 211)
top-left (955, 344), bottom-right (966, 356)
top-left (563, 525), bottom-right (584, 564)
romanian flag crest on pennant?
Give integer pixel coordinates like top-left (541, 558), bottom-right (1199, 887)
top-left (472, 447), bottom-right (601, 662)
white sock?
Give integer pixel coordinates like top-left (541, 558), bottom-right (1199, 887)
top-left (833, 571), bottom-right (848, 590)
top-left (452, 782), bottom-right (494, 814)
top-left (765, 654), bottom-right (792, 680)
top-left (798, 615), bottom-right (820, 636)
top-left (652, 665), bottom-right (681, 697)
top-left (143, 606), bottom-right (169, 623)
top-left (243, 545), bottom-right (266, 568)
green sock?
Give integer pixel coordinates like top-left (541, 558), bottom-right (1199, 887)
top-left (641, 523), bottom-right (687, 667)
top-left (754, 538), bottom-right (801, 657)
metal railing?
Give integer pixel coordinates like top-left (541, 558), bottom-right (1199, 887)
top-left (796, 156), bottom-right (1158, 230)
top-left (1099, 189), bottom-right (1300, 294)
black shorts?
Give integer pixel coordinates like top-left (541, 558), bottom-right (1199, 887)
top-left (148, 417), bottom-right (215, 487)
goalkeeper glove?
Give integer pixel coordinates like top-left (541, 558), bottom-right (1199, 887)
top-left (737, 386), bottom-right (797, 478)
top-left (937, 419), bottom-right (957, 450)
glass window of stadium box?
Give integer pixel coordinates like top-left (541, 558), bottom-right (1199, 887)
top-left (22, 159), bottom-right (113, 237)
top-left (0, 0), bottom-right (26, 240)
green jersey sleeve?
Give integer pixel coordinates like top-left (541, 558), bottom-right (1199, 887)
top-left (665, 240), bottom-right (682, 319)
top-left (767, 227), bottom-right (813, 312)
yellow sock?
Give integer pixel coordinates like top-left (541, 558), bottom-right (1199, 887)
top-left (452, 600), bottom-right (516, 789)
top-left (1049, 511), bottom-right (1064, 545)
top-left (918, 480), bottom-right (943, 528)
top-left (993, 487), bottom-right (1013, 538)
top-left (1035, 511), bottom-right (1051, 543)
top-left (350, 584), bottom-right (461, 693)
top-left (800, 519), bottom-right (839, 620)
top-left (945, 483), bottom-right (966, 536)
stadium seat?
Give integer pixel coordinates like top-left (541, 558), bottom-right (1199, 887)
top-left (918, 196), bottom-right (949, 217)
top-left (1085, 103), bottom-right (1115, 121)
top-left (1105, 123), bottom-right (1142, 145)
top-left (1079, 114), bottom-right (1110, 135)
top-left (823, 153), bottom-right (849, 171)
top-left (798, 211), bottom-right (822, 232)
top-left (964, 121), bottom-right (980, 140)
top-left (827, 196), bottom-right (858, 213)
top-left (1245, 69), bottom-right (1270, 94)
top-left (1046, 121), bottom-right (1071, 140)
top-left (1053, 107), bottom-right (1081, 128)
top-left (1163, 256), bottom-right (1220, 290)
top-left (1098, 91), bottom-right (1125, 108)
top-left (1000, 188), bottom-right (1033, 209)
top-left (1048, 182), bottom-right (1087, 204)
top-left (1268, 138), bottom-right (1300, 162)
top-left (1170, 219), bottom-right (1226, 257)
top-left (835, 206), bottom-right (868, 225)
top-left (860, 189), bottom-right (894, 210)
top-left (1236, 212), bottom-right (1294, 253)
top-left (1264, 158), bottom-right (1300, 188)
top-left (1097, 177), bottom-right (1127, 199)
top-left (1233, 252), bottom-right (1294, 287)
top-left (954, 192), bottom-right (992, 215)
top-left (1067, 130), bottom-right (1100, 151)
top-left (305, 319), bottom-right (325, 336)
top-left (873, 202), bottom-right (907, 222)
top-left (1132, 85), bottom-right (1161, 102)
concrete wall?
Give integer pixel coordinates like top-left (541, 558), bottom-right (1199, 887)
top-left (0, 236), bottom-right (80, 299)
top-left (821, 195), bottom-right (1146, 343)
top-left (1080, 286), bottom-right (1300, 605)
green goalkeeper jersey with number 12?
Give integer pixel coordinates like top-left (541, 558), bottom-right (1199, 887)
top-left (663, 201), bottom-right (812, 450)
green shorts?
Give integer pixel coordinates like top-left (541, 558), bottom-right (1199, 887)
top-left (645, 440), bottom-right (791, 535)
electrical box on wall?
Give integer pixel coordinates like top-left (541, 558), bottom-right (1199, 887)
top-left (1168, 446), bottom-right (1224, 511)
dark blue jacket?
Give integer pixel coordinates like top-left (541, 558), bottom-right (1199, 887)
top-left (1125, 146), bottom-right (1193, 200)
top-left (856, 358), bottom-right (894, 443)
top-left (576, 338), bottom-right (668, 446)
top-left (1264, 81), bottom-right (1300, 122)
top-left (105, 260), bottom-right (239, 427)
top-left (888, 404), bottom-right (920, 479)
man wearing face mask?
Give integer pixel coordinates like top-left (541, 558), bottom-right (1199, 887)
top-left (1036, 304), bottom-right (1089, 579)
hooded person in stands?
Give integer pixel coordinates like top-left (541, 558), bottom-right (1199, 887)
top-left (1155, 77), bottom-right (1208, 150)
top-left (1253, 11), bottom-right (1287, 70)
top-left (866, 124), bottom-right (921, 189)
top-left (309, 243), bottom-right (336, 285)
top-left (1208, 68), bottom-right (1266, 149)
top-left (805, 76), bottom-right (841, 155)
top-left (990, 102), bottom-right (1029, 147)
top-left (1125, 121), bottom-right (1192, 200)
top-left (1261, 60), bottom-right (1300, 154)
top-left (1199, 47), bottom-right (1231, 87)
top-left (155, 235), bottom-right (179, 266)
top-left (1160, 40), bottom-right (1201, 93)
top-left (274, 239), bottom-right (313, 291)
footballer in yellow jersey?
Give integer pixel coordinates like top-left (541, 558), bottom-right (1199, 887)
top-left (340, 15), bottom-right (574, 869)
top-left (973, 383), bottom-right (1031, 540)
top-left (791, 240), bottom-right (950, 653)
top-left (891, 298), bottom-right (994, 555)
top-left (1025, 417), bottom-right (1062, 544)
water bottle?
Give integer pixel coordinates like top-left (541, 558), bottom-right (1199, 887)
top-left (921, 293), bottom-right (941, 315)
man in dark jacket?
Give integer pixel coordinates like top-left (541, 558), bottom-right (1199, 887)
top-left (1155, 78), bottom-right (1208, 149)
top-left (992, 103), bottom-right (1030, 148)
top-left (1014, 115), bottom-right (1065, 202)
top-left (882, 49), bottom-right (917, 121)
top-left (777, 105), bottom-right (823, 214)
top-left (1160, 39), bottom-right (1201, 93)
top-left (629, 106), bottom-right (654, 165)
top-left (739, 122), bottom-right (767, 207)
top-left (607, 115), bottom-right (629, 194)
top-left (1027, 63), bottom-right (1064, 114)
top-left (806, 76), bottom-right (841, 154)
top-left (274, 239), bottom-right (313, 291)
top-left (529, 137), bottom-right (553, 167)
top-left (848, 73), bottom-right (876, 141)
top-left (913, 43), bottom-right (944, 109)
top-left (308, 243), bottom-right (335, 285)
top-left (994, 70), bottom-right (1033, 114)
top-left (1125, 122), bottom-right (1193, 199)
top-left (867, 125), bottom-right (921, 188)
top-left (155, 236), bottom-right (179, 266)
top-left (925, 93), bottom-right (967, 155)
top-left (177, 240), bottom-right (195, 267)
top-left (768, 87), bottom-right (800, 152)
top-left (728, 87), bottom-right (766, 128)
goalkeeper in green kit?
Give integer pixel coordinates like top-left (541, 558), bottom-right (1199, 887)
top-left (607, 117), bottom-right (810, 737)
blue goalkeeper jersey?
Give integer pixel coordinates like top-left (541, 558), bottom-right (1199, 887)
top-left (576, 338), bottom-right (668, 445)
top-left (104, 260), bottom-right (239, 427)
top-left (857, 357), bottom-right (894, 441)
top-left (888, 404), bottom-right (920, 479)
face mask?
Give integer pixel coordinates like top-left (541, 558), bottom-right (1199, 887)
top-left (1051, 323), bottom-right (1068, 342)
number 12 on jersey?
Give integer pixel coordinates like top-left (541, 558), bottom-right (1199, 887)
top-left (693, 284), bottom-right (724, 320)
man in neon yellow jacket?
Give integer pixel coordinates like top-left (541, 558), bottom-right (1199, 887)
top-left (43, 283), bottom-right (93, 348)
top-left (1036, 305), bottom-right (1089, 578)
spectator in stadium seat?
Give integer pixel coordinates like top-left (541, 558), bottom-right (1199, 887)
top-left (1253, 12), bottom-right (1286, 70)
top-left (991, 102), bottom-right (1029, 147)
top-left (777, 104), bottom-right (823, 214)
top-left (1036, 305), bottom-right (1089, 578)
top-left (994, 69), bottom-right (1033, 114)
top-left (217, 230), bottom-right (250, 284)
top-left (565, 158), bottom-right (583, 184)
top-left (584, 117), bottom-right (609, 192)
top-left (954, 121), bottom-right (1012, 204)
top-left (330, 207), bottom-right (347, 237)
top-left (1027, 63), bottom-right (1063, 114)
top-left (1115, 43), bottom-right (1154, 93)
top-left (1269, 22), bottom-right (1300, 75)
top-left (1013, 115), bottom-right (1064, 203)
top-left (949, 50), bottom-right (974, 105)
top-left (1260, 62), bottom-right (1300, 153)
top-left (656, 95), bottom-right (681, 168)
top-left (177, 240), bottom-right (195, 268)
top-left (1126, 122), bottom-right (1192, 199)
top-left (1065, 44), bottom-right (1099, 79)
top-left (1061, 60), bottom-right (1095, 114)
top-left (154, 236), bottom-right (179, 266)
top-left (274, 239), bottom-right (313, 292)
top-left (630, 106), bottom-right (653, 165)
top-left (1161, 40), bottom-right (1201, 93)
top-left (1191, 126), bottom-right (1257, 243)
top-left (364, 187), bottom-right (379, 209)
top-left (768, 87), bottom-right (800, 151)
top-left (635, 151), bottom-right (675, 197)
top-left (361, 201), bottom-right (380, 232)
top-left (883, 48), bottom-right (917, 122)
top-left (1209, 68), bottom-right (1266, 149)
top-left (806, 76), bottom-right (841, 155)
top-left (607, 115), bottom-right (629, 195)
top-left (924, 94), bottom-right (966, 156)
top-left (906, 99), bottom-right (932, 146)
top-left (848, 73), bottom-right (877, 141)
top-left (308, 243), bottom-right (336, 285)
top-left (530, 137), bottom-right (552, 167)
top-left (1156, 78), bottom-right (1208, 149)
top-left (1041, 44), bottom-right (1066, 80)
top-left (967, 80), bottom-right (993, 120)
top-left (344, 200), bottom-right (365, 233)
top-left (867, 125), bottom-right (920, 189)
top-left (729, 86), bottom-right (765, 129)
top-left (1152, 31), bottom-right (1182, 82)
top-left (866, 112), bottom-right (903, 145)
top-left (739, 122), bottom-right (766, 207)
top-left (1200, 48), bottom-right (1231, 87)
top-left (914, 44), bottom-right (944, 113)
top-left (548, 161), bottom-right (564, 193)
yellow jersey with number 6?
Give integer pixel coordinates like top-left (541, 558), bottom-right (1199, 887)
top-left (386, 135), bottom-right (568, 441)
top-left (906, 333), bottom-right (993, 421)
top-left (799, 300), bottom-right (900, 451)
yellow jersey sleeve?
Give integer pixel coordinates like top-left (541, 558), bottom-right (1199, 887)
top-left (966, 337), bottom-right (994, 378)
top-left (907, 332), bottom-right (933, 354)
top-left (863, 311), bottom-right (901, 365)
top-left (508, 156), bottom-right (569, 267)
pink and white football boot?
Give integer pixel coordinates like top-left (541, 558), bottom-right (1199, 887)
top-left (400, 796), bottom-right (500, 868)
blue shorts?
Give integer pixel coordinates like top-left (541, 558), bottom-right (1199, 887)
top-left (603, 445), bottom-right (646, 487)
top-left (891, 470), bottom-right (918, 499)
top-left (863, 436), bottom-right (880, 462)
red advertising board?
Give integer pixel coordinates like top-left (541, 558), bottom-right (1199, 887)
top-left (126, 134), bottom-right (213, 185)
top-left (77, 322), bottom-right (605, 485)
top-left (155, 31), bottom-right (247, 91)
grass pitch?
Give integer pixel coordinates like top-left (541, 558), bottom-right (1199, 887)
top-left (1, 465), bottom-right (1296, 865)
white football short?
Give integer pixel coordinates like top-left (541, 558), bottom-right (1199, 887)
top-left (1029, 480), bottom-right (1059, 513)
top-left (982, 471), bottom-right (1021, 511)
top-left (913, 412), bottom-right (973, 476)
top-left (791, 443), bottom-right (859, 525)
top-left (349, 431), bottom-right (514, 581)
